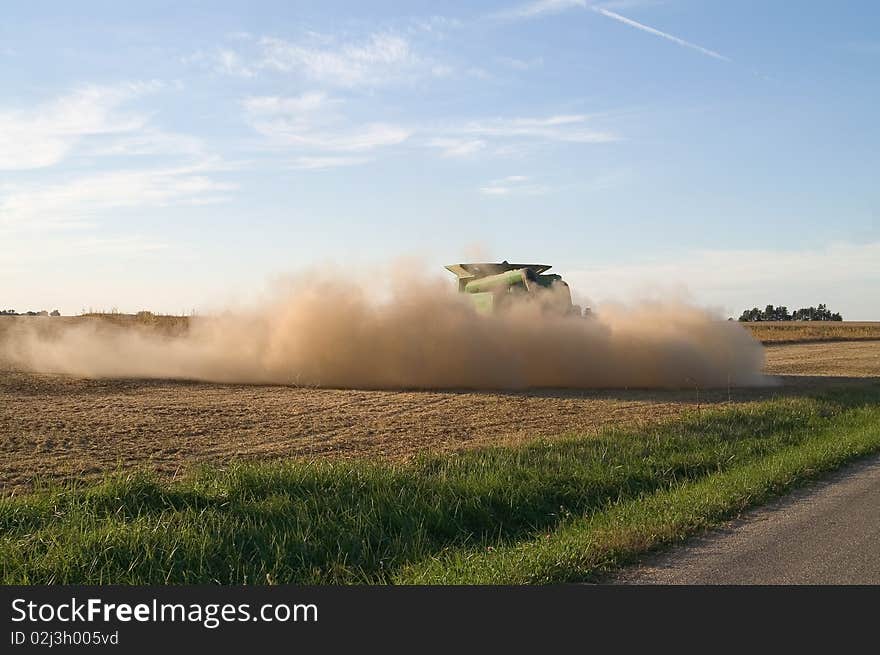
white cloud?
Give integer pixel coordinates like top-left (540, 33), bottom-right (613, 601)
top-left (243, 92), bottom-right (411, 152)
top-left (0, 80), bottom-right (232, 271)
top-left (497, 56), bottom-right (544, 70)
top-left (86, 129), bottom-right (204, 157)
top-left (465, 67), bottom-right (493, 80)
top-left (258, 32), bottom-right (417, 87)
top-left (270, 123), bottom-right (412, 151)
top-left (0, 163), bottom-right (236, 231)
top-left (244, 95), bottom-right (614, 161)
top-left (456, 114), bottom-right (618, 143)
top-left (244, 100), bottom-right (615, 160)
top-left (497, 0), bottom-right (588, 19)
top-left (479, 186), bottom-right (512, 195)
top-left (426, 137), bottom-right (487, 157)
top-left (288, 156), bottom-right (371, 170)
top-left (409, 16), bottom-right (463, 35)
top-left (479, 175), bottom-right (550, 196)
top-left (431, 64), bottom-right (454, 77)
top-left (242, 92), bottom-right (334, 116)
top-left (0, 82), bottom-right (164, 171)
top-left (204, 29), bottom-right (456, 87)
top-left (215, 49), bottom-right (256, 77)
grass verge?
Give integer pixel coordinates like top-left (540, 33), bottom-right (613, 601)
top-left (2, 384), bottom-right (879, 584)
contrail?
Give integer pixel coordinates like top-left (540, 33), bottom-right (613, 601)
top-left (594, 7), bottom-right (731, 62)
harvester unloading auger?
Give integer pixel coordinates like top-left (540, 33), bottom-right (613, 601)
top-left (445, 261), bottom-right (589, 317)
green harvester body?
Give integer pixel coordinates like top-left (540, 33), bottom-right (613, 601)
top-left (444, 261), bottom-right (583, 316)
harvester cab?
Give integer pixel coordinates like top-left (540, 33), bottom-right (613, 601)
top-left (445, 261), bottom-right (586, 316)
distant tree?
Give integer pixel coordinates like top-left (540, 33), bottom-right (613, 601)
top-left (50, 309), bottom-right (60, 317)
top-left (741, 303), bottom-right (843, 321)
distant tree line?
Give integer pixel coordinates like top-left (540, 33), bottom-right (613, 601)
top-left (0, 309), bottom-right (61, 317)
top-left (738, 304), bottom-right (842, 322)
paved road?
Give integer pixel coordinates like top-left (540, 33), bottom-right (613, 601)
top-left (615, 454), bottom-right (880, 584)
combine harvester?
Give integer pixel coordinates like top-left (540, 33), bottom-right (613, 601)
top-left (445, 261), bottom-right (589, 317)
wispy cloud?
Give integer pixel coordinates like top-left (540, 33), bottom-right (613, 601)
top-left (242, 92), bottom-right (336, 118)
top-left (0, 163), bottom-right (236, 231)
top-left (287, 156), bottom-right (371, 170)
top-left (199, 27), bottom-right (462, 87)
top-left (0, 78), bottom-right (233, 272)
top-left (424, 113), bottom-right (616, 158)
top-left (264, 123), bottom-right (412, 152)
top-left (431, 63), bottom-right (454, 77)
top-left (85, 129), bottom-right (205, 158)
top-left (425, 137), bottom-right (487, 157)
top-left (243, 92), bottom-right (412, 152)
top-left (497, 55), bottom-right (544, 70)
top-left (260, 32), bottom-right (415, 86)
top-left (243, 93), bottom-right (615, 161)
top-left (496, 0), bottom-right (587, 20)
top-left (456, 114), bottom-right (617, 143)
top-left (215, 49), bottom-right (256, 77)
top-left (408, 15), bottom-right (464, 36)
top-left (203, 31), bottom-right (423, 87)
top-left (479, 175), bottom-right (550, 196)
top-left (0, 81), bottom-right (164, 170)
top-left (593, 7), bottom-right (731, 61)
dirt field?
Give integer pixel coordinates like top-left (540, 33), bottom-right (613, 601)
top-left (1, 337), bottom-right (878, 494)
top-left (763, 340), bottom-right (880, 377)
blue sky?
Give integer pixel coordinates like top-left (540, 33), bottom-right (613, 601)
top-left (2, 0), bottom-right (878, 318)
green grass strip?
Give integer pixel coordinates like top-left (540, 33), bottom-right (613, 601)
top-left (1, 384), bottom-right (878, 584)
top-left (398, 398), bottom-right (880, 583)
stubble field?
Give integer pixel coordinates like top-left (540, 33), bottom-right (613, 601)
top-left (744, 320), bottom-right (880, 344)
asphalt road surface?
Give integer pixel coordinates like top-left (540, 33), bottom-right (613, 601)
top-left (616, 454), bottom-right (880, 584)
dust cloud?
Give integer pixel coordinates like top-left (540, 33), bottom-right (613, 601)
top-left (0, 271), bottom-right (766, 390)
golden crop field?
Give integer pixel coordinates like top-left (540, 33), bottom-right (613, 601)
top-left (744, 321), bottom-right (880, 343)
top-left (1, 317), bottom-right (878, 494)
